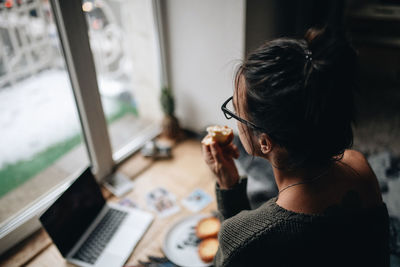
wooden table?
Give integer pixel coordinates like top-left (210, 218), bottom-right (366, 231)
top-left (0, 139), bottom-right (217, 267)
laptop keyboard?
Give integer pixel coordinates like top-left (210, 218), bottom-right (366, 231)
top-left (72, 208), bottom-right (128, 264)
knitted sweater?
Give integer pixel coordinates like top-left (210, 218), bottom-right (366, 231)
top-left (214, 178), bottom-right (389, 267)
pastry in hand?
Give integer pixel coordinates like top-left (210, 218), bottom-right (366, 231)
top-left (202, 125), bottom-right (233, 146)
top-left (198, 238), bottom-right (219, 263)
top-left (196, 217), bottom-right (221, 239)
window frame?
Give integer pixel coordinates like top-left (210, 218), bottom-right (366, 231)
top-left (0, 0), bottom-right (165, 255)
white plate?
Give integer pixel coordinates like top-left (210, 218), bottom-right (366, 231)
top-left (163, 214), bottom-right (214, 267)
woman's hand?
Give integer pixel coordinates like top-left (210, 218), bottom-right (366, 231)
top-left (202, 141), bottom-right (240, 189)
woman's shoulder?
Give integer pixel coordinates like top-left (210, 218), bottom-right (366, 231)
top-left (219, 198), bottom-right (281, 239)
top-left (220, 197), bottom-right (286, 231)
top-left (217, 197), bottom-right (322, 254)
top-left (216, 199), bottom-right (292, 266)
top-left (340, 149), bottom-right (382, 208)
top-left (342, 150), bottom-right (377, 180)
top-left (342, 150), bottom-right (370, 173)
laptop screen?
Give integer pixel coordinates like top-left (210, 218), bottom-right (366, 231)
top-left (39, 167), bottom-right (106, 257)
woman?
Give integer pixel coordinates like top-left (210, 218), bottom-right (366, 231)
top-left (202, 27), bottom-right (389, 267)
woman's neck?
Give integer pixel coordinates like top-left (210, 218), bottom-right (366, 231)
top-left (272, 163), bottom-right (333, 194)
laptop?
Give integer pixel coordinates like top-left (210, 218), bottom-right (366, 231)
top-left (39, 167), bottom-right (153, 267)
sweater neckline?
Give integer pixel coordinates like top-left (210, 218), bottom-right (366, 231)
top-left (269, 197), bottom-right (326, 217)
top-left (268, 196), bottom-right (387, 218)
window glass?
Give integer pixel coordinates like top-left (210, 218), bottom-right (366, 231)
top-left (0, 0), bottom-right (89, 225)
top-left (83, 0), bottom-right (161, 153)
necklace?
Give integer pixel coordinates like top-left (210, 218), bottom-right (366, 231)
top-left (277, 166), bottom-right (332, 195)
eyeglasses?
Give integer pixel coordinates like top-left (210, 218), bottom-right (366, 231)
top-left (221, 96), bottom-right (266, 132)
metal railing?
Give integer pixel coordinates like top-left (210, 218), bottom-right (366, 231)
top-left (0, 0), bottom-right (59, 88)
top-left (0, 0), bottom-right (126, 89)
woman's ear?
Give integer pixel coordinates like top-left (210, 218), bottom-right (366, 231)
top-left (258, 133), bottom-right (273, 155)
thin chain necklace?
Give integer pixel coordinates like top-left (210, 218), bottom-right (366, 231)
top-left (277, 165), bottom-right (332, 195)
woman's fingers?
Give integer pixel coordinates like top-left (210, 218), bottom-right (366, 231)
top-left (202, 141), bottom-right (240, 189)
top-left (204, 141), bottom-right (239, 169)
top-left (202, 144), bottom-right (215, 165)
top-left (210, 142), bottom-right (223, 162)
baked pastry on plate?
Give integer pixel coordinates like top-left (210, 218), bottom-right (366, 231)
top-left (196, 217), bottom-right (221, 239)
top-left (198, 238), bottom-right (219, 263)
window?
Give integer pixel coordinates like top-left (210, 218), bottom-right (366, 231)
top-left (0, 0), bottom-right (90, 244)
top-left (0, 0), bottom-right (164, 254)
top-left (83, 0), bottom-right (163, 158)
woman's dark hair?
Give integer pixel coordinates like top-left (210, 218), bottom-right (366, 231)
top-left (237, 27), bottom-right (358, 168)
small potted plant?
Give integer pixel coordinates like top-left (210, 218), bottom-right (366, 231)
top-left (160, 86), bottom-right (180, 140)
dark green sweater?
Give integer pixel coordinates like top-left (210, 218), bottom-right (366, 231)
top-left (214, 178), bottom-right (389, 267)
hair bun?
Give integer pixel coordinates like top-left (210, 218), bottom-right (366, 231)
top-left (303, 27), bottom-right (357, 75)
top-left (304, 27), bottom-right (325, 44)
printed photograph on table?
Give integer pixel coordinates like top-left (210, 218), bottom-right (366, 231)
top-left (146, 187), bottom-right (180, 218)
top-left (182, 188), bottom-right (212, 212)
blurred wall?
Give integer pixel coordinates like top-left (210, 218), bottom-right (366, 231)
top-left (160, 0), bottom-right (245, 133)
top-left (245, 0), bottom-right (344, 54)
top-left (160, 0), bottom-right (344, 133)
